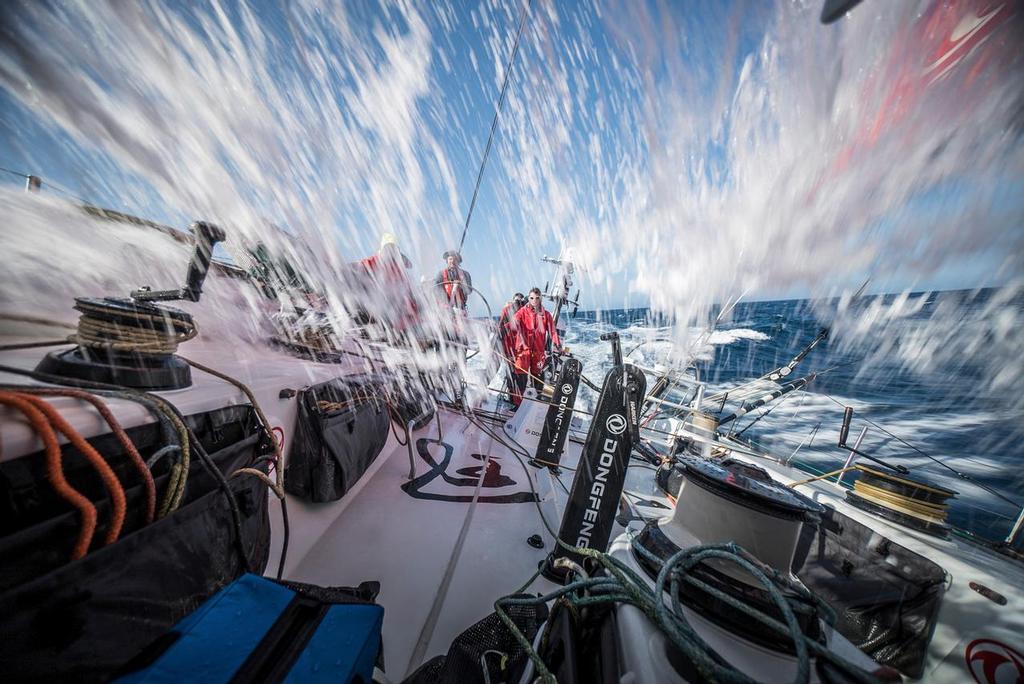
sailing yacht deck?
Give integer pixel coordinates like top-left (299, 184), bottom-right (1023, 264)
top-left (2, 329), bottom-right (1022, 682)
top-left (274, 406), bottom-right (581, 678)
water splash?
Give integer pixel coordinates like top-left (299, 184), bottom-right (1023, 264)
top-left (1, 0), bottom-right (1022, 407)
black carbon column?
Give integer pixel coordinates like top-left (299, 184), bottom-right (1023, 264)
top-left (534, 357), bottom-right (582, 468)
top-left (543, 357), bottom-right (645, 582)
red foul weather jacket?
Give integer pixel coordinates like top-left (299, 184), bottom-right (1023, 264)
top-left (513, 305), bottom-right (561, 376)
top-left (359, 254), bottom-right (418, 331)
top-left (498, 302), bottom-right (521, 364)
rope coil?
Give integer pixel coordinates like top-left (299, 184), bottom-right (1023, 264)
top-left (850, 466), bottom-right (954, 526)
top-left (495, 537), bottom-right (886, 684)
top-left (71, 299), bottom-right (197, 354)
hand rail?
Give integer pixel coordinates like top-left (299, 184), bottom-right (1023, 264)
top-left (404, 407), bottom-right (436, 480)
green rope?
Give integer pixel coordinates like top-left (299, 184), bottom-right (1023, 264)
top-left (495, 537), bottom-right (883, 684)
top-left (101, 390), bottom-right (191, 516)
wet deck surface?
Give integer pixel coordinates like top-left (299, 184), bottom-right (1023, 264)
top-left (278, 407), bottom-right (583, 677)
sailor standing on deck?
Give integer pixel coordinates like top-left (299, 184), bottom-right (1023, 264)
top-left (358, 233), bottom-right (418, 334)
top-left (512, 287), bottom-right (561, 403)
top-left (498, 292), bottom-right (526, 404)
top-left (435, 250), bottom-right (473, 311)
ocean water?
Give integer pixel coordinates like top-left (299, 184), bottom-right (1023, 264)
top-left (556, 287), bottom-right (1024, 548)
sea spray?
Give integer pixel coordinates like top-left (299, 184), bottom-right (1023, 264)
top-left (1, 0), bottom-right (1021, 534)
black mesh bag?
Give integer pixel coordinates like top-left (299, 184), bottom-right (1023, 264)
top-left (403, 598), bottom-right (549, 684)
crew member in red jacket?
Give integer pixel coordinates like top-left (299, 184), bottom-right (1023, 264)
top-left (435, 250), bottom-right (472, 311)
top-left (357, 233), bottom-right (418, 334)
top-left (498, 292), bottom-right (526, 404)
top-left (513, 287), bottom-right (561, 404)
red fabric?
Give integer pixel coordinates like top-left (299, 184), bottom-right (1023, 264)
top-left (498, 302), bottom-right (520, 362)
top-left (439, 268), bottom-right (468, 308)
top-left (360, 254), bottom-right (418, 331)
top-left (513, 305), bottom-right (560, 376)
top-left (361, 254), bottom-right (406, 281)
top-left (498, 303), bottom-right (523, 405)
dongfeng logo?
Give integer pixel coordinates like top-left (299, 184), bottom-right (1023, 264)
top-left (606, 414), bottom-right (626, 435)
top-left (561, 383), bottom-right (573, 394)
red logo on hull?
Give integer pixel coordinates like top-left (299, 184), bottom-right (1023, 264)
top-left (965, 639), bottom-right (1024, 684)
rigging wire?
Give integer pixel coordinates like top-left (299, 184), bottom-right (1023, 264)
top-left (457, 0), bottom-right (533, 252)
top-left (0, 165), bottom-right (30, 180)
top-left (732, 386), bottom-right (804, 438)
top-left (0, 164), bottom-right (91, 204)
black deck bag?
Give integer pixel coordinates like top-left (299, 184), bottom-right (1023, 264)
top-left (793, 506), bottom-right (946, 679)
top-left (285, 379), bottom-right (390, 502)
top-left (114, 573), bottom-right (383, 683)
top-left (0, 404), bottom-right (271, 683)
top-left (402, 597), bottom-right (548, 684)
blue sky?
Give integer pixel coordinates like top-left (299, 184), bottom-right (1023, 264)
top-left (1, 0), bottom-right (1021, 315)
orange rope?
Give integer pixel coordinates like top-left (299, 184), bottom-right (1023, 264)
top-left (21, 395), bottom-right (128, 545)
top-left (12, 388), bottom-right (155, 524)
top-left (0, 392), bottom-right (97, 559)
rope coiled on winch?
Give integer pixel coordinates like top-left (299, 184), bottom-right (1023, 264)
top-left (71, 299), bottom-right (197, 354)
top-left (496, 537), bottom-right (885, 684)
top-left (851, 466), bottom-right (953, 526)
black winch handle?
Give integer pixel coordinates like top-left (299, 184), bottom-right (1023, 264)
top-left (183, 221), bottom-right (227, 301)
top-left (839, 406), bottom-right (853, 447)
top-left (600, 332), bottom-right (623, 367)
top-left (132, 221), bottom-right (226, 303)
top-left (837, 406), bottom-right (910, 474)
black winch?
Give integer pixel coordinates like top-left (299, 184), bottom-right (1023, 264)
top-left (35, 221), bottom-right (225, 390)
top-left (835, 407), bottom-right (958, 538)
top-left (677, 456), bottom-right (826, 522)
top-left (632, 522), bottom-right (826, 654)
top-left (635, 457), bottom-right (827, 652)
top-left (846, 465), bottom-right (957, 539)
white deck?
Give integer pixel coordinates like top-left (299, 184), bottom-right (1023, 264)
top-left (276, 407), bottom-right (577, 677)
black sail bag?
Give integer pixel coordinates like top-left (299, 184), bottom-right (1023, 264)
top-left (284, 379), bottom-right (390, 503)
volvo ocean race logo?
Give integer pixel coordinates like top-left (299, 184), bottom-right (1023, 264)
top-left (605, 413), bottom-right (627, 435)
